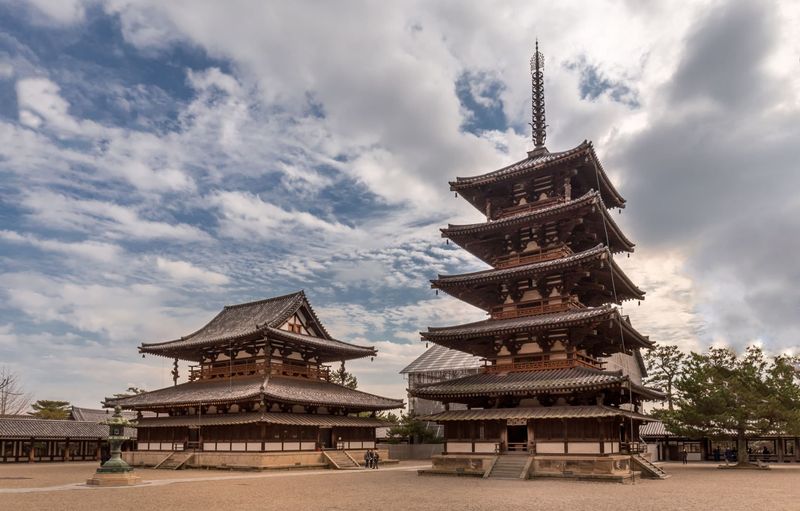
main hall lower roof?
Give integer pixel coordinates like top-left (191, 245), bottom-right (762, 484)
top-left (134, 412), bottom-right (390, 428)
top-left (107, 375), bottom-right (403, 411)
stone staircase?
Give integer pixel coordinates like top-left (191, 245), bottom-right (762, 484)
top-left (154, 451), bottom-right (194, 470)
top-left (632, 454), bottom-right (670, 479)
top-left (323, 449), bottom-right (360, 469)
top-left (487, 455), bottom-right (530, 479)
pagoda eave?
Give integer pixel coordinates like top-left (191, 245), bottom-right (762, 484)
top-left (448, 141), bottom-right (626, 210)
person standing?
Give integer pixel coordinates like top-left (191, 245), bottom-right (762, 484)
top-left (681, 446), bottom-right (688, 465)
top-left (363, 449), bottom-right (371, 469)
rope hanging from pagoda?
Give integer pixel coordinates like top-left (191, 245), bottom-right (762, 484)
top-left (530, 39), bottom-right (547, 151)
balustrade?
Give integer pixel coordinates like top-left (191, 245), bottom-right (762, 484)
top-left (189, 360), bottom-right (331, 382)
top-left (483, 354), bottom-right (604, 374)
top-left (493, 245), bottom-right (572, 269)
top-left (495, 196), bottom-right (565, 220)
top-left (490, 296), bottom-right (583, 320)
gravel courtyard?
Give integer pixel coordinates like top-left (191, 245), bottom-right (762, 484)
top-left (1, 461), bottom-right (799, 510)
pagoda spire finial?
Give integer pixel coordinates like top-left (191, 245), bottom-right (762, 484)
top-left (529, 39), bottom-right (547, 155)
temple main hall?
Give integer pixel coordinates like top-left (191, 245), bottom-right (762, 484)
top-left (411, 44), bottom-right (666, 481)
top-left (109, 291), bottom-right (402, 470)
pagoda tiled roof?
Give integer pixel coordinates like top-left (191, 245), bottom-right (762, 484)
top-left (442, 191), bottom-right (634, 253)
top-left (435, 244), bottom-right (609, 285)
top-left (134, 412), bottom-right (391, 428)
top-left (107, 375), bottom-right (403, 411)
top-left (423, 304), bottom-right (649, 344)
top-left (420, 405), bottom-right (652, 422)
top-left (409, 366), bottom-right (626, 399)
top-left (449, 141), bottom-right (625, 208)
top-left (0, 418), bottom-right (108, 439)
top-left (139, 291), bottom-right (375, 362)
top-left (432, 245), bottom-right (645, 307)
top-left (410, 366), bottom-right (664, 401)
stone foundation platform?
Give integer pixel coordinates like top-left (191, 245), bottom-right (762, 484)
top-left (86, 472), bottom-right (143, 487)
top-left (123, 448), bottom-right (391, 470)
top-left (420, 454), bottom-right (633, 482)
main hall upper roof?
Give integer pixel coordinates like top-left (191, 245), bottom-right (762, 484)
top-left (138, 291), bottom-right (376, 362)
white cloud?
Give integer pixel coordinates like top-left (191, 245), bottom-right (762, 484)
top-left (25, 0), bottom-right (86, 25)
top-left (155, 257), bottom-right (229, 286)
top-left (21, 191), bottom-right (210, 242)
top-left (0, 230), bottom-right (124, 264)
top-left (210, 190), bottom-right (358, 241)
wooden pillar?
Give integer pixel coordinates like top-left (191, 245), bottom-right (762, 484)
top-left (64, 440), bottom-right (70, 462)
top-left (500, 422), bottom-right (508, 453)
top-left (777, 437), bottom-right (784, 463)
top-left (562, 419), bottom-right (568, 454)
top-left (95, 440), bottom-right (102, 461)
top-left (527, 420), bottom-right (535, 453)
top-left (28, 440), bottom-right (35, 463)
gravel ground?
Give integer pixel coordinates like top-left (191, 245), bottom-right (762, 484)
top-left (2, 461), bottom-right (799, 511)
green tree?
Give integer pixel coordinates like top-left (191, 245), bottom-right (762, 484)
top-left (29, 399), bottom-right (71, 419)
top-left (111, 386), bottom-right (147, 399)
top-left (386, 413), bottom-right (442, 444)
top-left (664, 346), bottom-right (800, 466)
top-left (643, 343), bottom-right (688, 412)
top-left (330, 365), bottom-right (358, 389)
top-left (377, 411), bottom-right (401, 424)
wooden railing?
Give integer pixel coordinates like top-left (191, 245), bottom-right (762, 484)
top-left (493, 245), bottom-right (573, 269)
top-left (506, 442), bottom-right (528, 453)
top-left (189, 360), bottom-right (330, 382)
top-left (483, 354), bottom-right (604, 374)
top-left (490, 297), bottom-right (584, 320)
top-left (495, 196), bottom-right (565, 220)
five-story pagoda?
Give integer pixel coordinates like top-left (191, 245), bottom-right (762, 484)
top-left (412, 44), bottom-right (664, 480)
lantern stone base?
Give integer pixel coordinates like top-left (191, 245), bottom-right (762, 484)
top-left (86, 472), bottom-right (143, 487)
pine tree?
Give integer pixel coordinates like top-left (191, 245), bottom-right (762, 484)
top-left (29, 400), bottom-right (71, 420)
top-left (643, 343), bottom-right (687, 412)
top-left (664, 346), bottom-right (800, 466)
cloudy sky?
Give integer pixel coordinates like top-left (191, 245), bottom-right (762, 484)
top-left (1, 0), bottom-right (798, 409)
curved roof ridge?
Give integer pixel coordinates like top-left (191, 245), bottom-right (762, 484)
top-left (450, 141), bottom-right (590, 187)
top-left (224, 290), bottom-right (305, 310)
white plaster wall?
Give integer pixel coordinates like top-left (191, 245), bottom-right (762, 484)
top-left (447, 442), bottom-right (473, 453)
top-left (568, 442), bottom-right (601, 454)
top-left (537, 442), bottom-right (565, 454)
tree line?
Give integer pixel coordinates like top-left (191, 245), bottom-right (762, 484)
top-left (644, 344), bottom-right (800, 466)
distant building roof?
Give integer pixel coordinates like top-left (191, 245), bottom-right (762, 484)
top-left (639, 420), bottom-right (673, 437)
top-left (400, 345), bottom-right (483, 374)
top-left (0, 418), bottom-right (107, 439)
top-left (69, 406), bottom-right (137, 422)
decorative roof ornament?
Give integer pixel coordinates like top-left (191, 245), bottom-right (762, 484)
top-left (529, 39), bottom-right (548, 156)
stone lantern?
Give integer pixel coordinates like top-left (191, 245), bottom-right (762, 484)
top-left (86, 406), bottom-right (142, 486)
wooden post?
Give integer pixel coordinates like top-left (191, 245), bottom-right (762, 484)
top-left (527, 420), bottom-right (535, 453)
top-left (28, 440), bottom-right (35, 463)
top-left (64, 440), bottom-right (70, 462)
